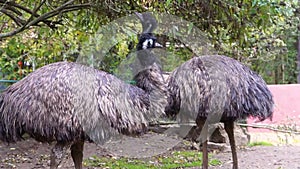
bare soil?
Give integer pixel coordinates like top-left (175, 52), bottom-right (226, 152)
top-left (0, 133), bottom-right (300, 169)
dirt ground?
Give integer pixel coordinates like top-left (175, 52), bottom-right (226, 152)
top-left (0, 133), bottom-right (300, 169)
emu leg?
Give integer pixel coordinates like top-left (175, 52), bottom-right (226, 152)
top-left (71, 140), bottom-right (84, 169)
top-left (196, 118), bottom-right (208, 169)
top-left (50, 142), bottom-right (69, 169)
top-left (202, 136), bottom-right (208, 169)
top-left (184, 126), bottom-right (202, 142)
top-left (224, 121), bottom-right (238, 169)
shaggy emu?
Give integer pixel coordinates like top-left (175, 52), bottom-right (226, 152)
top-left (165, 55), bottom-right (274, 169)
top-left (134, 12), bottom-right (273, 169)
top-left (0, 17), bottom-right (167, 169)
top-left (0, 62), bottom-right (167, 169)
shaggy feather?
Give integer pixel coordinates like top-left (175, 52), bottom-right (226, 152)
top-left (0, 61), bottom-right (167, 144)
top-left (0, 12), bottom-right (167, 169)
top-left (166, 55), bottom-right (274, 122)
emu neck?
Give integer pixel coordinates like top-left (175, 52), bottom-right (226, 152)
top-left (134, 72), bottom-right (166, 94)
top-left (136, 49), bottom-right (159, 69)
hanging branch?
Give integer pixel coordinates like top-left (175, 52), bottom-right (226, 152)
top-left (0, 0), bottom-right (92, 40)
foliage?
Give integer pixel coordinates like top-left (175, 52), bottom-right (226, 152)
top-left (247, 141), bottom-right (274, 147)
top-left (0, 0), bottom-right (92, 39)
top-left (0, 0), bottom-right (299, 84)
top-left (0, 1), bottom-right (97, 79)
top-left (83, 150), bottom-right (221, 168)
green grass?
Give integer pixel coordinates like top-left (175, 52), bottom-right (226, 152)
top-left (247, 141), bottom-right (274, 147)
top-left (83, 150), bottom-right (222, 169)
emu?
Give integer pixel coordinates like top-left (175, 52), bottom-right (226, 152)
top-left (0, 14), bottom-right (167, 169)
top-left (133, 12), bottom-right (274, 169)
top-left (165, 55), bottom-right (274, 169)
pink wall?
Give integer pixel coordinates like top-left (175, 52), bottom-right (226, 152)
top-left (247, 84), bottom-right (300, 132)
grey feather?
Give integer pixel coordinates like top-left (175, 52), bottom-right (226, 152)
top-left (166, 55), bottom-right (274, 122)
top-left (0, 61), bottom-right (168, 145)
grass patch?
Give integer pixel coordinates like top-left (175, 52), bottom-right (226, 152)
top-left (293, 138), bottom-right (300, 143)
top-left (247, 141), bottom-right (273, 147)
top-left (84, 150), bottom-right (222, 169)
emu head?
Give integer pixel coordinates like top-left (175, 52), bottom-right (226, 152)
top-left (136, 33), bottom-right (162, 50)
top-left (135, 12), bottom-right (162, 50)
top-left (133, 63), bottom-right (167, 94)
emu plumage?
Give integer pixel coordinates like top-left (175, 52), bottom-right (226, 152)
top-left (166, 55), bottom-right (274, 169)
top-left (0, 61), bottom-right (168, 169)
top-left (133, 12), bottom-right (274, 169)
top-left (166, 55), bottom-right (273, 121)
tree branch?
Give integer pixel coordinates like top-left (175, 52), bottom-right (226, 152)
top-left (3, 4), bottom-right (23, 16)
top-left (0, 0), bottom-right (40, 17)
top-left (0, 0), bottom-right (92, 40)
top-left (0, 8), bottom-right (25, 26)
top-left (36, 3), bottom-right (92, 22)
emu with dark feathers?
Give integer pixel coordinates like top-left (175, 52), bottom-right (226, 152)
top-left (166, 55), bottom-right (274, 169)
top-left (132, 12), bottom-right (274, 169)
top-left (0, 16), bottom-right (167, 169)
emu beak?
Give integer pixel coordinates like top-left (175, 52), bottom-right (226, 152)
top-left (154, 42), bottom-right (163, 48)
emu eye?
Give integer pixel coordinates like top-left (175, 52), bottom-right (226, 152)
top-left (149, 39), bottom-right (153, 46)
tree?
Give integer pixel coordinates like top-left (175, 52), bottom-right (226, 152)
top-left (0, 0), bottom-right (92, 39)
top-left (0, 0), bottom-right (299, 84)
top-left (297, 0), bottom-right (300, 83)
top-left (0, 0), bottom-right (95, 79)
